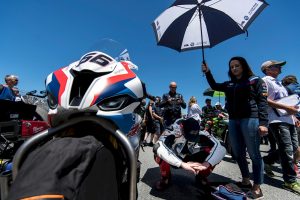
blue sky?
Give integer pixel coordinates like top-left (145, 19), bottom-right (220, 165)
top-left (1, 1), bottom-right (299, 113)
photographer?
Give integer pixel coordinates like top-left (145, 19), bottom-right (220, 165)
top-left (160, 82), bottom-right (186, 127)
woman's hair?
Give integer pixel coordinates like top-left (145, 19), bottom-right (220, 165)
top-left (228, 56), bottom-right (254, 81)
top-left (188, 96), bottom-right (197, 107)
top-left (147, 99), bottom-right (154, 108)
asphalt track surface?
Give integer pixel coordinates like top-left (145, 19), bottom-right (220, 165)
top-left (137, 144), bottom-right (300, 200)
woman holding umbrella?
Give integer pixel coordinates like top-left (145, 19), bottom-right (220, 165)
top-left (202, 57), bottom-right (268, 199)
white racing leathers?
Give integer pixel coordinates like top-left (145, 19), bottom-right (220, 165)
top-left (154, 118), bottom-right (226, 168)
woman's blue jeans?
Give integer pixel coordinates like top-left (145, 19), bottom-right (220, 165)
top-left (229, 118), bottom-right (264, 185)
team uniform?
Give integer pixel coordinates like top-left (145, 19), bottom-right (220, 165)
top-left (153, 117), bottom-right (226, 182)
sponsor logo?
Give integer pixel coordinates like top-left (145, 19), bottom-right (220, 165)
top-left (33, 126), bottom-right (46, 133)
top-left (248, 3), bottom-right (258, 15)
top-left (10, 114), bottom-right (19, 119)
top-left (114, 68), bottom-right (126, 74)
top-left (184, 44), bottom-right (189, 47)
top-left (190, 42), bottom-right (195, 47)
top-left (244, 16), bottom-right (249, 20)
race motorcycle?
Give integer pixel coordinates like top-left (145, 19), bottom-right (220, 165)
top-left (4, 40), bottom-right (152, 200)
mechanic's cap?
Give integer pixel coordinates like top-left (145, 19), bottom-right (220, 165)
top-left (261, 60), bottom-right (286, 73)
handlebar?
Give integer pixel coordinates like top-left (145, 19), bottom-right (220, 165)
top-left (25, 90), bottom-right (47, 98)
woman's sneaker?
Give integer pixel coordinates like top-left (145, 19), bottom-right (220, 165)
top-left (246, 189), bottom-right (264, 200)
top-left (282, 181), bottom-right (300, 195)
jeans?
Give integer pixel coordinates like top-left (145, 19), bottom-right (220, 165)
top-left (229, 118), bottom-right (264, 185)
top-left (264, 123), bottom-right (298, 183)
top-left (154, 120), bottom-right (165, 136)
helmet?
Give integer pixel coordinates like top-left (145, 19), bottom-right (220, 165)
top-left (182, 118), bottom-right (200, 142)
top-left (46, 51), bottom-right (146, 137)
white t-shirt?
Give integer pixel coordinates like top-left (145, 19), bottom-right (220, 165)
top-left (263, 75), bottom-right (294, 125)
top-left (187, 103), bottom-right (202, 121)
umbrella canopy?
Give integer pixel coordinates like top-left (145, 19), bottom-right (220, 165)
top-left (203, 88), bottom-right (225, 97)
top-left (203, 88), bottom-right (225, 103)
top-left (152, 0), bottom-right (268, 61)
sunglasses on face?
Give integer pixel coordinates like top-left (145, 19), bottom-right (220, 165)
top-left (269, 65), bottom-right (281, 69)
top-left (170, 86), bottom-right (177, 89)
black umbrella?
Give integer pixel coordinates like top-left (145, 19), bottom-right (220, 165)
top-left (152, 0), bottom-right (268, 63)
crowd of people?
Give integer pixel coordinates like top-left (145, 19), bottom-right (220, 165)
top-left (2, 57), bottom-right (300, 199)
top-left (138, 58), bottom-right (300, 199)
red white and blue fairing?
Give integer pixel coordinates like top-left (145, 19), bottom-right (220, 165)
top-left (45, 51), bottom-right (145, 147)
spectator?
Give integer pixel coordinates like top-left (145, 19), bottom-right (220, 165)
top-left (12, 87), bottom-right (22, 102)
top-left (160, 82), bottom-right (186, 127)
top-left (261, 60), bottom-right (300, 195)
top-left (0, 74), bottom-right (19, 101)
top-left (282, 75), bottom-right (300, 96)
top-left (214, 102), bottom-right (227, 118)
top-left (281, 74), bottom-right (300, 134)
top-left (201, 98), bottom-right (215, 132)
top-left (142, 100), bottom-right (156, 147)
top-left (202, 56), bottom-right (268, 199)
top-left (153, 116), bottom-right (226, 190)
top-left (202, 98), bottom-right (215, 119)
top-left (281, 75), bottom-right (300, 173)
top-left (187, 96), bottom-right (202, 120)
top-left (136, 99), bottom-right (147, 142)
top-left (152, 96), bottom-right (165, 143)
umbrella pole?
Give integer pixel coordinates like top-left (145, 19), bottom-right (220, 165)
top-left (198, 4), bottom-right (205, 64)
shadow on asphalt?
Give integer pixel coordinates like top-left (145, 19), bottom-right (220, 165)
top-left (140, 167), bottom-right (235, 200)
top-left (222, 156), bottom-right (237, 164)
top-left (222, 156), bottom-right (284, 188)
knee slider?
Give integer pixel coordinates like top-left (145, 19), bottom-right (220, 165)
top-left (153, 142), bottom-right (160, 154)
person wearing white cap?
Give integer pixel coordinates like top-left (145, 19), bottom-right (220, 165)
top-left (261, 60), bottom-right (300, 195)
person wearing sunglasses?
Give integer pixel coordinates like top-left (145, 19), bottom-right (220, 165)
top-left (0, 74), bottom-right (19, 101)
top-left (160, 82), bottom-right (186, 127)
top-left (261, 60), bottom-right (300, 195)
